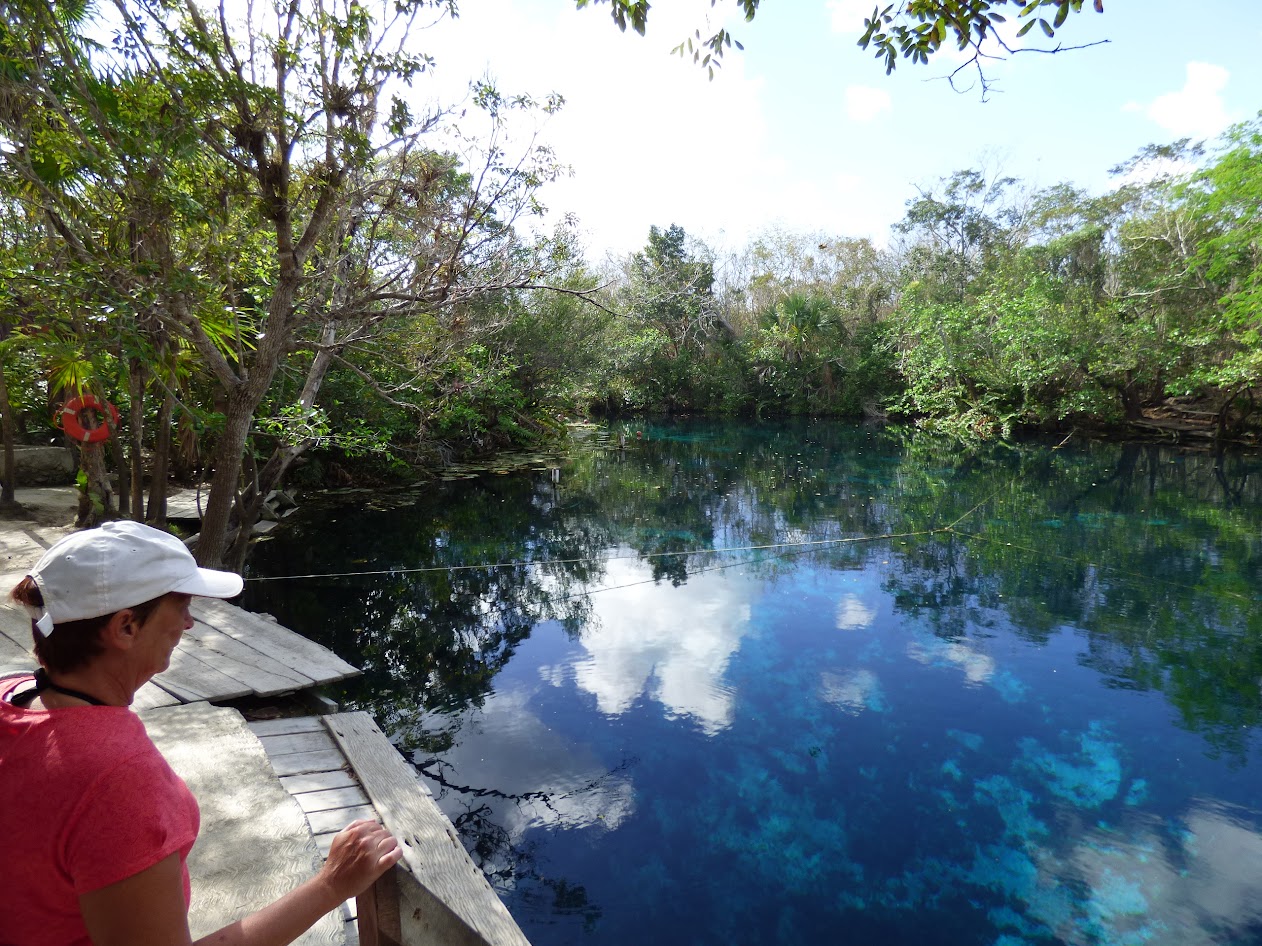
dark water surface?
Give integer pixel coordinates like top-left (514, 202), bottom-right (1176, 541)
top-left (245, 420), bottom-right (1262, 946)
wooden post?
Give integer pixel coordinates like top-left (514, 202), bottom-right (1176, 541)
top-left (357, 868), bottom-right (403, 946)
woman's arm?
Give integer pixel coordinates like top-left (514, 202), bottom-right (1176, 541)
top-left (79, 820), bottom-right (402, 946)
top-left (78, 853), bottom-right (194, 946)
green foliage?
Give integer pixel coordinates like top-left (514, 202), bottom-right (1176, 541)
top-left (1181, 117), bottom-right (1262, 393)
top-left (577, 1), bottom-right (1104, 83)
top-left (0, 0), bottom-right (1255, 512)
top-left (860, 0), bottom-right (1103, 74)
top-left (255, 404), bottom-right (391, 457)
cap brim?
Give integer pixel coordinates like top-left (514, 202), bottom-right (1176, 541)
top-left (172, 568), bottom-right (244, 600)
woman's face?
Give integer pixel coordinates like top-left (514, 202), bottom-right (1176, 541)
top-left (133, 592), bottom-right (194, 677)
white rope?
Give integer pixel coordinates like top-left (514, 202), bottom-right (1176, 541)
top-left (243, 529), bottom-right (933, 582)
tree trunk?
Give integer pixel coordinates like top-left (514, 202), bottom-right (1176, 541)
top-left (76, 442), bottom-right (113, 527)
top-left (194, 393), bottom-right (255, 568)
top-left (241, 323), bottom-right (340, 513)
top-left (191, 255), bottom-right (308, 567)
top-left (128, 356), bottom-right (146, 519)
top-left (110, 432), bottom-right (130, 519)
top-left (146, 388), bottom-right (175, 524)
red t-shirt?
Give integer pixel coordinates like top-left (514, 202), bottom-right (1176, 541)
top-left (0, 674), bottom-right (200, 946)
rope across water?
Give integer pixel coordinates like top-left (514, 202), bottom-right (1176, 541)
top-left (242, 487), bottom-right (1260, 604)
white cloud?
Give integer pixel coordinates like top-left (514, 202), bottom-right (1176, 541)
top-left (835, 172), bottom-right (863, 194)
top-left (1016, 800), bottom-right (1262, 945)
top-left (1136, 62), bottom-right (1233, 139)
top-left (554, 557), bottom-right (759, 735)
top-left (414, 0), bottom-right (775, 257)
top-left (844, 85), bottom-right (892, 122)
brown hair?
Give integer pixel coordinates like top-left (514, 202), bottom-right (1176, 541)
top-left (9, 577), bottom-right (165, 675)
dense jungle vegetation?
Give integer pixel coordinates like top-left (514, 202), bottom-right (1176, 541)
top-left (0, 0), bottom-right (1257, 568)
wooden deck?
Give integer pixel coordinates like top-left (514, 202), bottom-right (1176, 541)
top-left (143, 702), bottom-right (344, 946)
top-left (0, 593), bottom-right (359, 707)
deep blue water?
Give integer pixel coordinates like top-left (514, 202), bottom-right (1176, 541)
top-left (245, 420), bottom-right (1262, 946)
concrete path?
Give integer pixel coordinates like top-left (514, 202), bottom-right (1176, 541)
top-left (0, 487), bottom-right (78, 573)
top-left (144, 702), bottom-right (342, 945)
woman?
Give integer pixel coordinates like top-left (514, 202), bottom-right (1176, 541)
top-left (0, 520), bottom-right (402, 946)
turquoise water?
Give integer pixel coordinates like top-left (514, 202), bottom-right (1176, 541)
top-left (245, 420), bottom-right (1262, 945)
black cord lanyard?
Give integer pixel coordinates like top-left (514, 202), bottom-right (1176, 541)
top-left (9, 668), bottom-right (108, 708)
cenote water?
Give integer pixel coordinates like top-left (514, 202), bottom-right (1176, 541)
top-left (244, 419), bottom-right (1262, 946)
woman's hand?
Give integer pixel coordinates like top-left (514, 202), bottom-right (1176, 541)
top-left (319, 819), bottom-right (403, 901)
top-left (195, 821), bottom-right (404, 946)
top-left (83, 823), bottom-right (403, 946)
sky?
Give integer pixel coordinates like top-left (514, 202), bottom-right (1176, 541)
top-left (393, 2), bottom-right (1262, 261)
top-left (406, 0), bottom-right (1262, 261)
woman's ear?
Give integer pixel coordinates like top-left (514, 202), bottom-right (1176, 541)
top-left (100, 608), bottom-right (139, 649)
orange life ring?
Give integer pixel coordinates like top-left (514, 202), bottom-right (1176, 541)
top-left (58, 395), bottom-right (119, 444)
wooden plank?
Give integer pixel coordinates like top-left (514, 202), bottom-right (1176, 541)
top-left (323, 712), bottom-right (532, 946)
top-left (315, 832), bottom-right (340, 859)
top-left (131, 682), bottom-right (183, 709)
top-left (295, 786), bottom-right (371, 814)
top-left (307, 804), bottom-right (378, 836)
top-left (181, 619), bottom-right (314, 696)
top-left (153, 641), bottom-right (253, 703)
top-left (259, 730), bottom-right (338, 757)
top-left (268, 749), bottom-right (348, 778)
top-left (191, 599), bottom-right (360, 686)
top-left (0, 631), bottom-right (28, 663)
top-left (249, 716), bottom-right (328, 738)
top-left (164, 488), bottom-right (207, 519)
top-left (281, 770), bottom-right (358, 795)
top-left (0, 635), bottom-right (32, 669)
top-left (357, 871), bottom-right (403, 946)
top-left (148, 676), bottom-right (203, 704)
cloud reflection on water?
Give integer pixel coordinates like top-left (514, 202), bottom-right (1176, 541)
top-left (549, 557), bottom-right (758, 735)
top-left (907, 635), bottom-right (997, 685)
top-left (819, 669), bottom-right (886, 715)
top-left (835, 592), bottom-right (877, 630)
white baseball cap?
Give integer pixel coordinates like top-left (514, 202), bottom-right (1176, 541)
top-left (27, 521), bottom-right (244, 633)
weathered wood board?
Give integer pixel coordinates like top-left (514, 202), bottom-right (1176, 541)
top-left (181, 618), bottom-right (315, 695)
top-left (193, 599), bottom-right (359, 686)
top-left (323, 713), bottom-right (532, 946)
